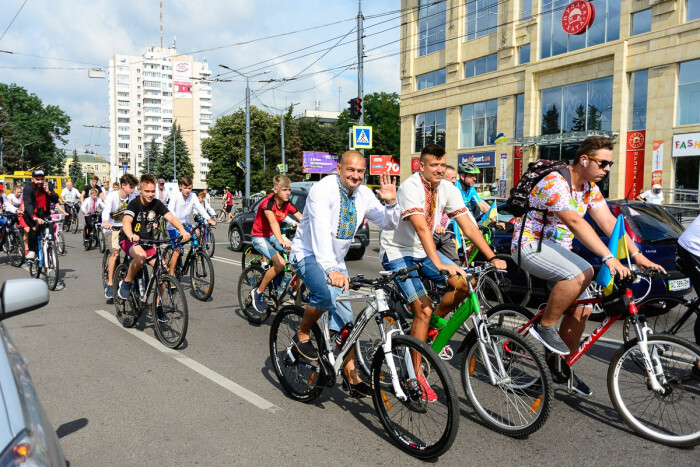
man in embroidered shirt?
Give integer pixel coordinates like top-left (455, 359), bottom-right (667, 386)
top-left (380, 145), bottom-right (505, 400)
top-left (291, 150), bottom-right (400, 397)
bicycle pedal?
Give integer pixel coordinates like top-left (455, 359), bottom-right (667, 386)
top-left (438, 346), bottom-right (454, 360)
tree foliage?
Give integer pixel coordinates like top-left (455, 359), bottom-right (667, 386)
top-left (0, 83), bottom-right (71, 174)
top-left (358, 91), bottom-right (400, 156)
top-left (68, 150), bottom-right (84, 191)
top-left (144, 137), bottom-right (159, 175)
top-left (156, 123), bottom-right (194, 181)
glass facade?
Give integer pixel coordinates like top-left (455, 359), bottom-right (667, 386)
top-left (464, 53), bottom-right (498, 78)
top-left (418, 0), bottom-right (446, 56)
top-left (678, 59), bottom-right (700, 125)
top-left (540, 0), bottom-right (620, 59)
top-left (631, 9), bottom-right (652, 36)
top-left (417, 69), bottom-right (447, 90)
top-left (521, 0), bottom-right (532, 20)
top-left (518, 44), bottom-right (530, 65)
top-left (515, 94), bottom-right (524, 138)
top-left (689, 0), bottom-right (700, 21)
top-left (466, 0), bottom-right (498, 41)
top-left (540, 77), bottom-right (613, 135)
top-left (629, 70), bottom-right (648, 131)
top-left (415, 110), bottom-right (447, 152)
top-left (460, 99), bottom-right (498, 148)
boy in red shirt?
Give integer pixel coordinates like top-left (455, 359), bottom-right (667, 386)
top-left (250, 175), bottom-right (302, 312)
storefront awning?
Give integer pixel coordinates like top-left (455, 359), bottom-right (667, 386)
top-left (509, 130), bottom-right (618, 147)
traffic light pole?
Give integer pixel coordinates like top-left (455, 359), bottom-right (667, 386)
top-left (357, 1), bottom-right (364, 129)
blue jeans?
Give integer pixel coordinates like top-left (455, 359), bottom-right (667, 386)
top-left (168, 224), bottom-right (193, 249)
top-left (252, 235), bottom-right (286, 261)
top-left (381, 252), bottom-right (455, 303)
top-left (291, 254), bottom-right (352, 332)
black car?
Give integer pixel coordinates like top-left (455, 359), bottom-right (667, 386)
top-left (227, 188), bottom-right (370, 260)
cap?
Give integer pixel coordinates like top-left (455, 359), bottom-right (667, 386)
top-left (157, 178), bottom-right (165, 184)
top-left (32, 169), bottom-right (45, 177)
top-left (652, 184), bottom-right (662, 189)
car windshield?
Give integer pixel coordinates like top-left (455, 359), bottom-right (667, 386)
top-left (616, 204), bottom-right (684, 244)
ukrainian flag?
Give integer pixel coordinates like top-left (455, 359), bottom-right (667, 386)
top-left (595, 214), bottom-right (630, 295)
top-left (482, 200), bottom-right (498, 226)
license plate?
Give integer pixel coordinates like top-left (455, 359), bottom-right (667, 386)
top-left (668, 278), bottom-right (691, 291)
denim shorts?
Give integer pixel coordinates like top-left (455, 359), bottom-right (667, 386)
top-left (168, 224), bottom-right (192, 248)
top-left (291, 254), bottom-right (352, 332)
top-left (252, 235), bottom-right (286, 261)
top-left (381, 251), bottom-right (455, 303)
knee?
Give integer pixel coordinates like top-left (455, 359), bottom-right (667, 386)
top-left (573, 270), bottom-right (592, 287)
top-left (582, 268), bottom-right (594, 283)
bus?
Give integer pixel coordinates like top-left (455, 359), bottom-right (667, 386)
top-left (1, 170), bottom-right (71, 195)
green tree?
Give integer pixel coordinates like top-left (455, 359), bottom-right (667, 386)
top-left (0, 92), bottom-right (20, 172)
top-left (360, 91), bottom-right (400, 156)
top-left (156, 123), bottom-right (193, 181)
top-left (0, 83), bottom-right (71, 174)
top-left (68, 150), bottom-right (84, 190)
top-left (144, 137), bottom-right (159, 175)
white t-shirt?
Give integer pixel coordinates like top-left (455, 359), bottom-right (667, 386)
top-left (380, 172), bottom-right (475, 262)
top-left (639, 189), bottom-right (663, 205)
top-left (166, 192), bottom-right (210, 229)
top-left (102, 190), bottom-right (137, 230)
top-left (679, 215), bottom-right (700, 257)
top-left (61, 188), bottom-right (81, 203)
top-left (4, 193), bottom-right (22, 213)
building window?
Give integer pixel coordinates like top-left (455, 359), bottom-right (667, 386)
top-left (678, 59), bottom-right (700, 125)
top-left (521, 0), bottom-right (532, 20)
top-left (540, 76), bottom-right (613, 135)
top-left (414, 110), bottom-right (447, 152)
top-left (418, 0), bottom-right (446, 56)
top-left (518, 44), bottom-right (530, 65)
top-left (460, 99), bottom-right (498, 148)
top-left (515, 94), bottom-right (525, 138)
top-left (632, 9), bottom-right (652, 35)
top-left (466, 0), bottom-right (498, 41)
top-left (689, 0), bottom-right (700, 21)
top-left (629, 70), bottom-right (648, 130)
top-left (540, 0), bottom-right (620, 59)
top-left (464, 53), bottom-right (498, 78)
top-left (416, 69), bottom-right (447, 90)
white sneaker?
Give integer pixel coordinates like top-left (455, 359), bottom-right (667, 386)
top-left (26, 251), bottom-right (36, 260)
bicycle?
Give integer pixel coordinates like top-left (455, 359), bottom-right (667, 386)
top-left (1, 212), bottom-right (25, 267)
top-left (163, 228), bottom-right (215, 301)
top-left (113, 237), bottom-right (188, 349)
top-left (269, 264), bottom-right (460, 459)
top-left (193, 214), bottom-right (216, 258)
top-left (240, 226), bottom-right (294, 268)
top-left (486, 269), bottom-right (700, 447)
top-left (82, 211), bottom-right (102, 251)
top-left (27, 217), bottom-right (60, 291)
top-left (50, 213), bottom-right (66, 255)
top-left (63, 202), bottom-right (80, 234)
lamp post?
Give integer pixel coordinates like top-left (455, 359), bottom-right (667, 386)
top-left (218, 65), bottom-right (269, 204)
top-left (19, 140), bottom-right (40, 170)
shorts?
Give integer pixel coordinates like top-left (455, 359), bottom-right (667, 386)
top-left (433, 231), bottom-right (460, 264)
top-left (252, 235), bottom-right (286, 261)
top-left (225, 205), bottom-right (232, 213)
top-left (168, 224), bottom-right (192, 248)
top-left (119, 239), bottom-right (156, 259)
top-left (110, 231), bottom-right (120, 250)
top-left (290, 255), bottom-right (352, 332)
top-left (381, 251), bottom-right (455, 304)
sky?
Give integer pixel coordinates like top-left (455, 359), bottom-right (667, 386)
top-left (0, 0), bottom-right (401, 156)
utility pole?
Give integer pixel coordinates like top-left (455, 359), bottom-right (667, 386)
top-left (280, 115), bottom-right (285, 172)
top-left (173, 127), bottom-right (177, 182)
top-left (263, 142), bottom-right (266, 172)
top-left (357, 0), bottom-right (365, 158)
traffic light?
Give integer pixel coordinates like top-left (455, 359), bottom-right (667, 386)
top-left (348, 97), bottom-right (362, 120)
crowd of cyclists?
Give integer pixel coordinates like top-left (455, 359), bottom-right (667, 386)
top-left (1, 134), bottom-right (699, 456)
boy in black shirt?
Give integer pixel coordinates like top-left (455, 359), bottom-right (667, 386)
top-left (117, 174), bottom-right (190, 321)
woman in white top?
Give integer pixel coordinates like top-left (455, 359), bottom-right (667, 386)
top-left (4, 184), bottom-right (23, 214)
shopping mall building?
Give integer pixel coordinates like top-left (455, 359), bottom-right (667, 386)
top-left (398, 0), bottom-right (700, 198)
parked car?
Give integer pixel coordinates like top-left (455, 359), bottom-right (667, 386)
top-left (481, 200), bottom-right (692, 305)
top-left (228, 187), bottom-right (370, 260)
top-left (0, 279), bottom-right (65, 466)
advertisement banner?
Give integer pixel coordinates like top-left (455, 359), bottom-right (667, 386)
top-left (173, 62), bottom-right (192, 98)
top-left (369, 155), bottom-right (400, 175)
top-left (411, 157), bottom-right (421, 172)
top-left (652, 171), bottom-right (662, 185)
top-left (458, 151), bottom-right (495, 169)
top-left (652, 140), bottom-right (663, 171)
top-left (625, 130), bottom-right (646, 199)
top-left (513, 146), bottom-right (523, 187)
top-left (302, 151), bottom-right (338, 173)
top-left (672, 132), bottom-right (700, 157)
top-left (499, 153), bottom-right (507, 180)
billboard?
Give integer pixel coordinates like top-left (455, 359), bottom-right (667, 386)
top-left (369, 155), bottom-right (400, 175)
top-left (173, 61), bottom-right (192, 98)
top-left (302, 151), bottom-right (338, 173)
top-left (458, 151), bottom-right (496, 169)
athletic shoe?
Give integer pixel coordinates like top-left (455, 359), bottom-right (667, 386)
top-left (571, 373), bottom-right (592, 397)
top-left (104, 286), bottom-right (113, 299)
top-left (26, 250), bottom-right (36, 260)
top-left (156, 305), bottom-right (168, 323)
top-left (427, 328), bottom-right (439, 344)
top-left (251, 288), bottom-right (266, 312)
top-left (529, 322), bottom-right (570, 355)
top-left (292, 333), bottom-right (318, 361)
top-left (417, 373), bottom-right (437, 402)
top-left (118, 280), bottom-right (131, 300)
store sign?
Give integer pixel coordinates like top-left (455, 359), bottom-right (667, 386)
top-left (625, 130), bottom-right (646, 199)
top-left (513, 146), bottom-right (524, 187)
top-left (302, 151), bottom-right (338, 173)
top-left (458, 151), bottom-right (495, 169)
top-left (561, 1), bottom-right (595, 35)
top-left (652, 140), bottom-right (663, 185)
top-left (173, 61), bottom-right (192, 99)
top-left (672, 132), bottom-right (700, 156)
top-left (369, 155), bottom-right (400, 175)
top-left (411, 157), bottom-right (421, 172)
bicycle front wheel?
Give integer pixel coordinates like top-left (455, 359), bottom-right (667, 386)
top-left (6, 230), bottom-right (24, 267)
top-left (45, 245), bottom-right (59, 290)
top-left (475, 275), bottom-right (503, 310)
top-left (238, 265), bottom-right (273, 324)
top-left (269, 305), bottom-right (324, 402)
top-left (203, 228), bottom-right (215, 257)
top-left (623, 296), bottom-right (698, 344)
top-left (153, 274), bottom-right (189, 349)
top-left (113, 263), bottom-right (138, 328)
top-left (98, 230), bottom-right (106, 253)
top-left (71, 216), bottom-right (79, 234)
top-left (460, 327), bottom-right (553, 437)
top-left (190, 250), bottom-right (215, 301)
top-left (56, 232), bottom-right (66, 255)
top-left (354, 312), bottom-right (402, 386)
top-left (608, 334), bottom-right (700, 447)
top-left (485, 304), bottom-right (535, 335)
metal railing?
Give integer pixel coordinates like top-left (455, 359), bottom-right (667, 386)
top-left (660, 188), bottom-right (699, 224)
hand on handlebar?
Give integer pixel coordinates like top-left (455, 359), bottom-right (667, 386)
top-left (490, 258), bottom-right (507, 270)
top-left (36, 217), bottom-right (45, 225)
top-left (328, 271), bottom-right (349, 292)
top-left (633, 254), bottom-right (667, 275)
top-left (130, 234), bottom-right (140, 243)
top-left (606, 257), bottom-right (631, 280)
top-left (208, 219), bottom-right (216, 226)
top-left (180, 230), bottom-right (191, 242)
top-left (434, 225), bottom-right (446, 235)
top-left (281, 238), bottom-right (291, 250)
top-left (103, 221), bottom-right (112, 229)
top-left (440, 263), bottom-right (467, 279)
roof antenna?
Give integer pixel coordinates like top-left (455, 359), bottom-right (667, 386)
top-left (160, 0), bottom-right (163, 48)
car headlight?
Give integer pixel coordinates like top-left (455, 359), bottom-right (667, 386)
top-left (0, 429), bottom-right (51, 466)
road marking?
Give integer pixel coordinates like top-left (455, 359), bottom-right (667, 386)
top-left (211, 256), bottom-right (241, 267)
top-left (94, 309), bottom-right (280, 413)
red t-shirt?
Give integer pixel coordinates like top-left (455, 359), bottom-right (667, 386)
top-left (226, 192), bottom-right (233, 206)
top-left (251, 194), bottom-right (297, 238)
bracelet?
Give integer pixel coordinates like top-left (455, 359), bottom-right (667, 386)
top-left (631, 250), bottom-right (642, 258)
top-left (601, 254), bottom-right (614, 263)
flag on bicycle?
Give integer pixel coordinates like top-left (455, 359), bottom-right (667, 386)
top-left (481, 200), bottom-right (498, 226)
top-left (595, 214), bottom-right (630, 295)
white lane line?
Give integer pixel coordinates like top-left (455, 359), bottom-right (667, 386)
top-left (94, 309), bottom-right (280, 413)
top-left (211, 256), bottom-right (241, 266)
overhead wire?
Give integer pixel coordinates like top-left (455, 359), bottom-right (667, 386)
top-left (0, 0), bottom-right (30, 43)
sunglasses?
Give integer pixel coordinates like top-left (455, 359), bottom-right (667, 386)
top-left (586, 155), bottom-right (614, 169)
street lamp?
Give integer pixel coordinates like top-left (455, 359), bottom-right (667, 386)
top-left (218, 65), bottom-right (270, 203)
top-left (19, 140), bottom-right (40, 170)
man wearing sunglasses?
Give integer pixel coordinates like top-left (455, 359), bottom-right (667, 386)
top-left (511, 136), bottom-right (665, 396)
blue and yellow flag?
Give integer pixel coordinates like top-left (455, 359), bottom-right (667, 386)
top-left (236, 161), bottom-right (247, 172)
top-left (481, 200), bottom-right (498, 226)
top-left (595, 214), bottom-right (630, 295)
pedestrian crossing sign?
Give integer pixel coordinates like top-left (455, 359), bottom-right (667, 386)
top-left (352, 126), bottom-right (373, 149)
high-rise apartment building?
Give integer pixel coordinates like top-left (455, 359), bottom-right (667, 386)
top-left (108, 46), bottom-right (213, 188)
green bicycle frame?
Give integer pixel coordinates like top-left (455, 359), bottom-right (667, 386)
top-left (429, 289), bottom-right (481, 353)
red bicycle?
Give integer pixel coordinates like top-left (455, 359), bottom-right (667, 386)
top-left (486, 270), bottom-right (700, 447)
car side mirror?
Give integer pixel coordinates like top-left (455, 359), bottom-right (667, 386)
top-left (0, 279), bottom-right (50, 320)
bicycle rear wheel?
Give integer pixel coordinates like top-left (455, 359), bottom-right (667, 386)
top-left (238, 265), bottom-right (274, 324)
top-left (608, 334), bottom-right (700, 447)
top-left (45, 245), bottom-right (59, 290)
top-left (153, 274), bottom-right (189, 349)
top-left (6, 230), bottom-right (24, 267)
top-left (113, 263), bottom-right (138, 327)
top-left (461, 327), bottom-right (553, 437)
top-left (371, 334), bottom-right (459, 459)
top-left (269, 305), bottom-right (324, 402)
top-left (482, 254), bottom-right (532, 307)
top-left (203, 228), bottom-right (215, 257)
top-left (475, 275), bottom-right (503, 310)
top-left (241, 246), bottom-right (266, 268)
top-left (83, 228), bottom-right (92, 250)
top-left (485, 304), bottom-right (535, 335)
top-left (190, 250), bottom-right (215, 301)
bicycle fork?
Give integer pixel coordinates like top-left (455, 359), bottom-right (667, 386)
top-left (629, 319), bottom-right (667, 393)
top-left (474, 313), bottom-right (511, 386)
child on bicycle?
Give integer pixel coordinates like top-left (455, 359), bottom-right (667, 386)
top-left (249, 175), bottom-right (302, 313)
top-left (118, 174), bottom-right (191, 322)
top-left (81, 188), bottom-right (104, 242)
top-left (166, 176), bottom-right (215, 277)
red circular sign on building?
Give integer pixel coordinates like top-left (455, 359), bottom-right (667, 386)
top-left (562, 1), bottom-right (595, 35)
top-left (627, 131), bottom-right (645, 150)
top-left (411, 157), bottom-right (421, 172)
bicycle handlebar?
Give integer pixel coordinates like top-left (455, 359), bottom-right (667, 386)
top-left (349, 263), bottom-right (422, 289)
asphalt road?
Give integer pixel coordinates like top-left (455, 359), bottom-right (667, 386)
top-left (1, 223), bottom-right (696, 466)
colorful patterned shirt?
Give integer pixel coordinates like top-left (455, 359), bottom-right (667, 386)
top-left (511, 171), bottom-right (606, 252)
top-left (336, 176), bottom-right (357, 239)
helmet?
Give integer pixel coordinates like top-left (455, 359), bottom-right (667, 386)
top-left (157, 178), bottom-right (165, 184)
top-left (459, 161), bottom-right (480, 174)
